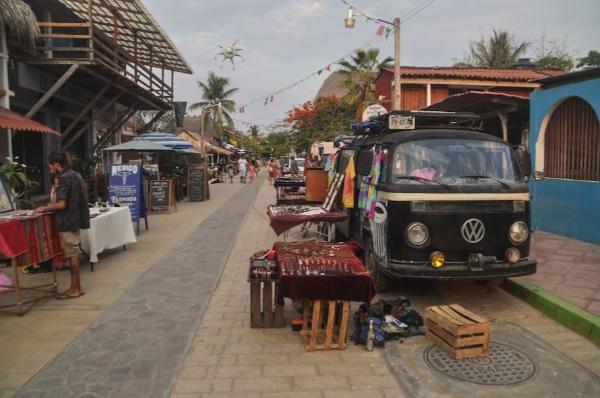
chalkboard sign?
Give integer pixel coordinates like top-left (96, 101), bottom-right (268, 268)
top-left (150, 180), bottom-right (171, 212)
top-left (188, 164), bottom-right (206, 202)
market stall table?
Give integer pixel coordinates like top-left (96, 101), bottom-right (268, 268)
top-left (81, 206), bottom-right (137, 269)
top-left (267, 205), bottom-right (347, 236)
top-left (274, 176), bottom-right (306, 205)
top-left (0, 212), bottom-right (61, 315)
top-left (273, 240), bottom-right (376, 351)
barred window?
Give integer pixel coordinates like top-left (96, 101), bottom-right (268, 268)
top-left (544, 97), bottom-right (600, 181)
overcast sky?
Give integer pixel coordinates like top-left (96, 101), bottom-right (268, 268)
top-left (144, 0), bottom-right (599, 133)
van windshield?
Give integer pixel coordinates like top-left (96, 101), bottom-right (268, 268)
top-left (392, 138), bottom-right (522, 185)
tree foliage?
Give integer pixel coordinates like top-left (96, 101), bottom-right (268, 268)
top-left (189, 72), bottom-right (238, 137)
top-left (338, 48), bottom-right (392, 109)
top-left (285, 96), bottom-right (354, 154)
top-left (577, 50), bottom-right (600, 69)
top-left (467, 29), bottom-right (530, 67)
top-left (534, 32), bottom-right (575, 70)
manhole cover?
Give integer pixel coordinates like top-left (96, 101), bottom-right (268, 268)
top-left (423, 341), bottom-right (536, 385)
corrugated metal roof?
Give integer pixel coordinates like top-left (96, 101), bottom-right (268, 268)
top-left (382, 66), bottom-right (566, 82)
top-left (0, 107), bottom-right (60, 135)
top-left (58, 0), bottom-right (192, 73)
top-left (423, 91), bottom-right (529, 113)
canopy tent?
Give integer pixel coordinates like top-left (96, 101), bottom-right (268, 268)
top-left (178, 130), bottom-right (233, 156)
top-left (133, 132), bottom-right (199, 152)
top-left (0, 107), bottom-right (60, 136)
top-left (102, 140), bottom-right (175, 153)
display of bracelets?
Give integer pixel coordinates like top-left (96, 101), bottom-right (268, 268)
top-left (270, 205), bottom-right (317, 216)
top-left (249, 259), bottom-right (278, 280)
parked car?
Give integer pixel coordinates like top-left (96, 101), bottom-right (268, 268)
top-left (331, 111), bottom-right (537, 290)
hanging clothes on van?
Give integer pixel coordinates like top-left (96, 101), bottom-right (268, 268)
top-left (364, 149), bottom-right (383, 217)
top-left (326, 152), bottom-right (338, 186)
top-left (342, 154), bottom-right (356, 208)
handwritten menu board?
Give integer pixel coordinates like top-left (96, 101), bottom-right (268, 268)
top-left (0, 176), bottom-right (15, 213)
top-left (188, 164), bottom-right (206, 202)
top-left (150, 180), bottom-right (170, 212)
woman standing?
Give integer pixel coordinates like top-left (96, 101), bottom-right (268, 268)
top-left (267, 158), bottom-right (277, 184)
top-left (248, 160), bottom-right (256, 183)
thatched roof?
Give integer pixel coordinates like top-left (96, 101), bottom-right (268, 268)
top-left (0, 0), bottom-right (40, 47)
top-left (314, 71), bottom-right (349, 101)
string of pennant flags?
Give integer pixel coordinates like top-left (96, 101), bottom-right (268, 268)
top-left (235, 0), bottom-right (435, 115)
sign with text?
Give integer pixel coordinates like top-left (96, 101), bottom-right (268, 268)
top-left (109, 164), bottom-right (147, 233)
top-left (188, 164), bottom-right (206, 202)
top-left (150, 180), bottom-right (171, 212)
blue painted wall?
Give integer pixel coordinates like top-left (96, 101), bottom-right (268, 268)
top-left (529, 76), bottom-right (600, 244)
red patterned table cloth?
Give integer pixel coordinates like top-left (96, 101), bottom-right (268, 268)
top-left (0, 211), bottom-right (63, 267)
top-left (0, 219), bottom-right (28, 259)
top-left (273, 240), bottom-right (376, 303)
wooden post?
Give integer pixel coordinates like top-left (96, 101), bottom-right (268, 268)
top-left (426, 83), bottom-right (432, 106)
top-left (498, 111), bottom-right (508, 142)
top-left (87, 0), bottom-right (93, 61)
top-left (170, 69), bottom-right (174, 101)
top-left (161, 58), bottom-right (165, 99)
top-left (149, 46), bottom-right (153, 94)
top-left (112, 8), bottom-right (118, 66)
top-left (44, 10), bottom-right (52, 58)
top-left (133, 30), bottom-right (138, 82)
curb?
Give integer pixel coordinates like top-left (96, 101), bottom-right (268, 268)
top-left (502, 278), bottom-right (600, 346)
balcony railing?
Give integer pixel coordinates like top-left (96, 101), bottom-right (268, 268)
top-left (36, 21), bottom-right (173, 103)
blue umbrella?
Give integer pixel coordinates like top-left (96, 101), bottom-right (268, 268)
top-left (133, 132), bottom-right (195, 152)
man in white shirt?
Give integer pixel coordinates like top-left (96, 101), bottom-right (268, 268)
top-left (237, 157), bottom-right (248, 183)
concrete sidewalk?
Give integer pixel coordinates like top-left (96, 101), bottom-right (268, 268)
top-left (522, 230), bottom-right (600, 316)
top-left (0, 182), bottom-right (244, 397)
top-left (171, 176), bottom-right (404, 398)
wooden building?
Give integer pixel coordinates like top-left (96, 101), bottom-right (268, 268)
top-left (374, 66), bottom-right (565, 111)
top-left (1, 0), bottom-right (192, 193)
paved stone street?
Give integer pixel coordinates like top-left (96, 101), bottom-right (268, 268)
top-left (15, 180), bottom-right (259, 397)
top-left (522, 230), bottom-right (600, 316)
top-left (0, 182), bottom-right (243, 397)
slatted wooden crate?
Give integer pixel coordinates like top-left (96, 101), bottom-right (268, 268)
top-left (300, 299), bottom-right (351, 351)
top-left (425, 304), bottom-right (490, 359)
top-left (249, 281), bottom-right (285, 328)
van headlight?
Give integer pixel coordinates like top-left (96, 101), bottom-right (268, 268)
top-left (509, 221), bottom-right (529, 245)
top-left (405, 222), bottom-right (430, 246)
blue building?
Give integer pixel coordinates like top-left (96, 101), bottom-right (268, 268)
top-left (529, 68), bottom-right (600, 243)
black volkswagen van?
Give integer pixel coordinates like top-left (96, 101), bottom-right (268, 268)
top-left (333, 111), bottom-right (537, 290)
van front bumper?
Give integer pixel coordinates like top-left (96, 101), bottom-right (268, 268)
top-left (383, 258), bottom-right (536, 280)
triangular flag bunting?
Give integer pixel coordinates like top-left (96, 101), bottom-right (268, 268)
top-left (325, 64), bottom-right (331, 71)
top-left (317, 69), bottom-right (323, 75)
top-left (269, 96), bottom-right (274, 102)
top-left (239, 106), bottom-right (245, 113)
top-left (264, 97), bottom-right (268, 106)
top-left (376, 25), bottom-right (385, 37)
top-left (385, 27), bottom-right (392, 39)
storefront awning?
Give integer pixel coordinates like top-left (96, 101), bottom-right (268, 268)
top-left (0, 107), bottom-right (60, 136)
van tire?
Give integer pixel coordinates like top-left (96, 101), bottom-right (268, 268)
top-left (365, 237), bottom-right (391, 292)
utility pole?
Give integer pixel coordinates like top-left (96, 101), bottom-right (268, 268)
top-left (392, 17), bottom-right (401, 111)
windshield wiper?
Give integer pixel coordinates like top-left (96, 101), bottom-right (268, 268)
top-left (394, 175), bottom-right (453, 190)
top-left (458, 175), bottom-right (510, 189)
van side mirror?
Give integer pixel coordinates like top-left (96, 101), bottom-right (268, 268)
top-left (514, 145), bottom-right (531, 178)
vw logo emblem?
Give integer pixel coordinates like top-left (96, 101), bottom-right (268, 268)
top-left (461, 218), bottom-right (485, 243)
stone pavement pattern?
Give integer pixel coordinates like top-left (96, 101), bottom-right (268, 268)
top-left (15, 182), bottom-right (258, 398)
top-left (523, 230), bottom-right (600, 316)
top-left (171, 177), bottom-right (405, 398)
top-left (0, 183), bottom-right (243, 397)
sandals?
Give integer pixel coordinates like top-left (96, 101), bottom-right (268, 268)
top-left (56, 291), bottom-right (85, 300)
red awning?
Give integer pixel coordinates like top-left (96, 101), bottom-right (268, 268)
top-left (0, 107), bottom-right (60, 136)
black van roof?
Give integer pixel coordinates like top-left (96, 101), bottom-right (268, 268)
top-left (377, 129), bottom-right (505, 145)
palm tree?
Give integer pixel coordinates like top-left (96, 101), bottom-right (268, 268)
top-left (189, 71), bottom-right (238, 138)
top-left (338, 48), bottom-right (392, 107)
top-left (469, 29), bottom-right (530, 68)
top-left (0, 0), bottom-right (40, 47)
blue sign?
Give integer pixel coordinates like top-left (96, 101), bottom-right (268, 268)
top-left (109, 164), bottom-right (147, 234)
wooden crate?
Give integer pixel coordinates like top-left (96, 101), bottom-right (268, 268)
top-left (300, 299), bottom-right (351, 351)
top-left (425, 304), bottom-right (490, 359)
top-left (249, 280), bottom-right (285, 328)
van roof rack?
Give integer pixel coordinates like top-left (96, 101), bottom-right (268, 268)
top-left (333, 135), bottom-right (357, 147)
top-left (351, 111), bottom-right (480, 135)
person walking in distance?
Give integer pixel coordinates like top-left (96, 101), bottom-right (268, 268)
top-left (237, 156), bottom-right (248, 184)
top-left (36, 151), bottom-right (90, 299)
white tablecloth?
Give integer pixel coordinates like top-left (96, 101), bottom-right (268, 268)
top-left (81, 207), bottom-right (137, 263)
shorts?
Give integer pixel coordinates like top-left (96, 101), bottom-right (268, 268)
top-left (241, 169), bottom-right (248, 177)
top-left (59, 230), bottom-right (81, 258)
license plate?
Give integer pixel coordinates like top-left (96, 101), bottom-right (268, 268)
top-left (388, 115), bottom-right (415, 130)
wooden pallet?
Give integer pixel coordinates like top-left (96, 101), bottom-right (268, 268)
top-left (300, 299), bottom-right (351, 351)
top-left (249, 280), bottom-right (285, 328)
top-left (425, 304), bottom-right (490, 359)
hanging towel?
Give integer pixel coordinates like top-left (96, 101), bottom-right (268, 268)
top-left (342, 155), bottom-right (356, 208)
